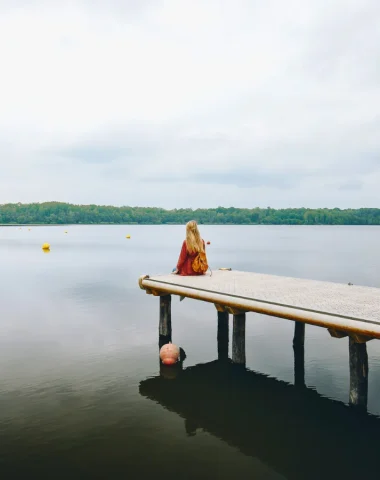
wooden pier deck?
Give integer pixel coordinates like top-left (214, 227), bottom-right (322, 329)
top-left (139, 270), bottom-right (380, 339)
top-left (139, 269), bottom-right (380, 408)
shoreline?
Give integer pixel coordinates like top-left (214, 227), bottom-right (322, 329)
top-left (2, 223), bottom-right (380, 227)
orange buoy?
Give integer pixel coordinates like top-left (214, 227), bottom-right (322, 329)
top-left (159, 343), bottom-right (180, 365)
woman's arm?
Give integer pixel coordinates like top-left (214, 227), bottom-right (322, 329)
top-left (176, 241), bottom-right (187, 272)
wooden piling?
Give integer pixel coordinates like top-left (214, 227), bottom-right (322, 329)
top-left (159, 295), bottom-right (172, 337)
top-left (159, 334), bottom-right (172, 349)
top-left (293, 321), bottom-right (305, 347)
top-left (217, 311), bottom-right (229, 361)
top-left (232, 312), bottom-right (246, 365)
top-left (349, 336), bottom-right (368, 409)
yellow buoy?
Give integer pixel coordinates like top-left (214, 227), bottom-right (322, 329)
top-left (42, 243), bottom-right (50, 251)
top-left (64, 231), bottom-right (68, 233)
top-left (126, 234), bottom-right (131, 239)
top-left (28, 228), bottom-right (31, 231)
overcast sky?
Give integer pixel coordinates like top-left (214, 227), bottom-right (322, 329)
top-left (0, 0), bottom-right (379, 208)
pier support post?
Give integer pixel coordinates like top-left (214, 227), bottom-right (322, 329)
top-left (293, 321), bottom-right (305, 347)
top-left (159, 295), bottom-right (172, 337)
top-left (293, 321), bottom-right (305, 387)
top-left (349, 337), bottom-right (368, 409)
top-left (232, 312), bottom-right (246, 365)
top-left (159, 334), bottom-right (172, 350)
top-left (217, 311), bottom-right (229, 362)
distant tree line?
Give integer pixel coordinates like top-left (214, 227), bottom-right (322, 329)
top-left (1, 202), bottom-right (380, 225)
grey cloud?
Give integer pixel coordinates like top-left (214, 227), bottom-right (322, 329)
top-left (44, 131), bottom-right (160, 165)
top-left (46, 120), bottom-right (380, 185)
top-left (56, 145), bottom-right (132, 164)
top-left (338, 180), bottom-right (363, 191)
top-left (190, 170), bottom-right (300, 189)
top-left (144, 168), bottom-right (304, 189)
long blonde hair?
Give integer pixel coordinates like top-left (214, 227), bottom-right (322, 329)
top-left (186, 220), bottom-right (204, 254)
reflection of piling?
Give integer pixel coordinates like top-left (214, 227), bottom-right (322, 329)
top-left (185, 418), bottom-right (198, 436)
top-left (293, 343), bottom-right (305, 388)
top-left (159, 362), bottom-right (183, 380)
top-left (217, 311), bottom-right (229, 361)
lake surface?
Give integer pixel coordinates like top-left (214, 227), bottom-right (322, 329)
top-left (1, 225), bottom-right (380, 479)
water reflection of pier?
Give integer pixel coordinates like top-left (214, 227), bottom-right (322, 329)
top-left (140, 356), bottom-right (380, 480)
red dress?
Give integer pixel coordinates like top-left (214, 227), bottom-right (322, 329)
top-left (176, 240), bottom-right (206, 276)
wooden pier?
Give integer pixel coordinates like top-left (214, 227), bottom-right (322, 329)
top-left (139, 269), bottom-right (380, 409)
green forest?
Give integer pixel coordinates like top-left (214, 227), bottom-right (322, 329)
top-left (1, 202), bottom-right (380, 225)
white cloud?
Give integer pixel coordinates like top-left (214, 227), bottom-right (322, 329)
top-left (0, 0), bottom-right (379, 207)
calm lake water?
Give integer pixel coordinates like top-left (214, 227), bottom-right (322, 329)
top-left (1, 225), bottom-right (380, 479)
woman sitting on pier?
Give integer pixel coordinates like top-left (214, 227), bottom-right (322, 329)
top-left (173, 220), bottom-right (208, 276)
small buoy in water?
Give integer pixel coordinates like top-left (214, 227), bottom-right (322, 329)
top-left (42, 243), bottom-right (50, 251)
top-left (126, 234), bottom-right (131, 239)
top-left (207, 241), bottom-right (210, 245)
top-left (64, 231), bottom-right (68, 233)
top-left (28, 228), bottom-right (31, 231)
top-left (159, 343), bottom-right (180, 365)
